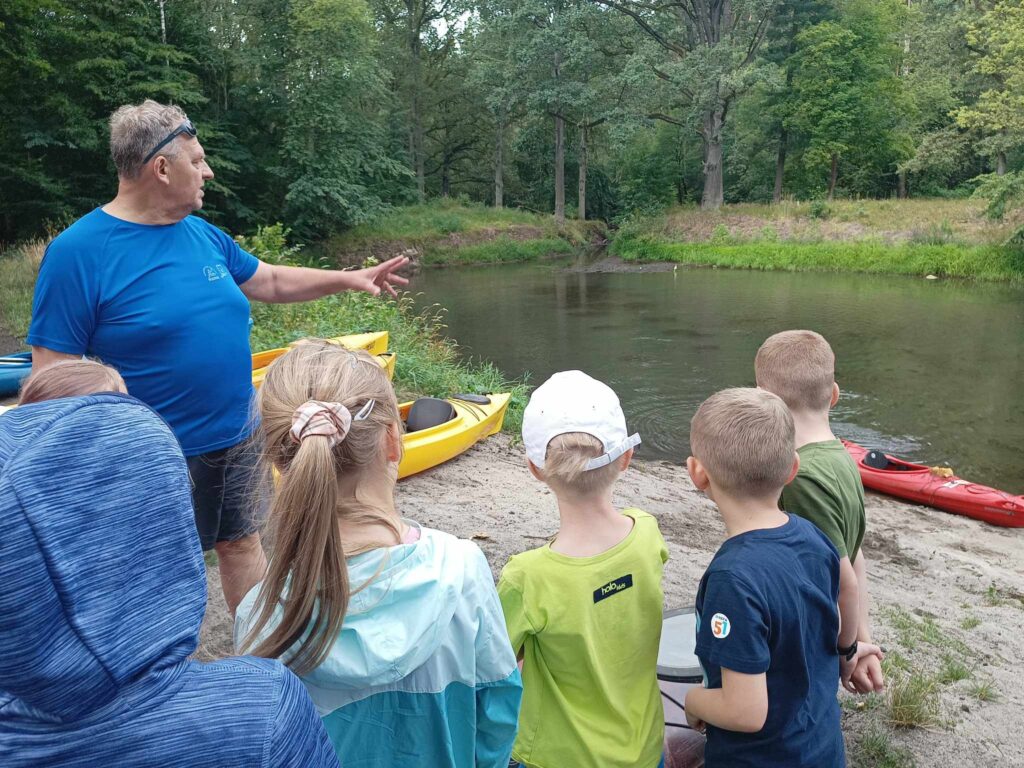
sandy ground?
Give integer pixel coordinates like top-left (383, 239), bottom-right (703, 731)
top-left (201, 434), bottom-right (1024, 767)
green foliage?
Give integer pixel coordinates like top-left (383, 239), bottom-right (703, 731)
top-left (614, 235), bottom-right (1022, 283)
top-left (249, 291), bottom-right (529, 433)
top-left (887, 671), bottom-right (942, 729)
top-left (809, 200), bottom-right (832, 219)
top-left (0, 239), bottom-right (45, 342)
top-left (0, 0), bottom-right (1020, 239)
top-left (954, 1), bottom-right (1024, 166)
top-left (972, 172), bottom-right (1024, 221)
top-left (281, 0), bottom-right (410, 236)
top-left (850, 727), bottom-right (916, 768)
top-left (235, 224), bottom-right (306, 266)
top-left (966, 678), bottom-right (999, 703)
top-left (421, 237), bottom-right (572, 265)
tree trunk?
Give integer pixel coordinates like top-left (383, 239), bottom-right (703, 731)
top-left (441, 155), bottom-right (451, 198)
top-left (773, 127), bottom-right (788, 204)
top-left (409, 29), bottom-right (426, 202)
top-left (578, 125), bottom-right (587, 221)
top-left (700, 108), bottom-right (725, 210)
top-left (827, 154), bottom-right (839, 200)
top-left (554, 115), bottom-right (565, 224)
top-left (997, 151), bottom-right (1007, 176)
top-left (897, 169), bottom-right (907, 199)
top-left (553, 50), bottom-right (565, 225)
top-left (494, 120), bottom-right (504, 209)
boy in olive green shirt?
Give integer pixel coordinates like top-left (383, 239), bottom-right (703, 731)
top-left (499, 371), bottom-right (668, 768)
top-left (755, 330), bottom-right (884, 695)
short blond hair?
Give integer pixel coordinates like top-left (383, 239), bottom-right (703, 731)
top-left (690, 387), bottom-right (795, 497)
top-left (19, 359), bottom-right (126, 405)
top-left (541, 432), bottom-right (622, 496)
top-left (755, 330), bottom-right (835, 412)
top-left (109, 100), bottom-right (190, 178)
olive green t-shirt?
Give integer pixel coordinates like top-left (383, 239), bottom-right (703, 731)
top-left (781, 439), bottom-right (866, 560)
top-left (497, 509), bottom-right (668, 768)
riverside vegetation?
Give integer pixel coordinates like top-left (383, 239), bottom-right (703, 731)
top-left (612, 199), bottom-right (1024, 282)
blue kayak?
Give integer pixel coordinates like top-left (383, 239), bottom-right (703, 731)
top-left (0, 351), bottom-right (32, 397)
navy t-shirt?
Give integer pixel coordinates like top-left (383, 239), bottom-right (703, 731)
top-left (27, 208), bottom-right (260, 455)
top-left (694, 514), bottom-right (844, 768)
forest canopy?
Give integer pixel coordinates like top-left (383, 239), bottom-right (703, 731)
top-left (1, 0), bottom-right (1021, 242)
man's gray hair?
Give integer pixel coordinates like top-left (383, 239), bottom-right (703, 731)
top-left (109, 100), bottom-right (190, 179)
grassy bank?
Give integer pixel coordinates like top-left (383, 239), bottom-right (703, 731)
top-left (0, 239), bottom-right (44, 343)
top-left (613, 199), bottom-right (1024, 282)
top-left (0, 238), bottom-right (529, 433)
top-left (317, 199), bottom-right (602, 267)
top-left (250, 293), bottom-right (529, 434)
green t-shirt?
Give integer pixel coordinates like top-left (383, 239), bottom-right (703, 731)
top-left (781, 439), bottom-right (866, 560)
top-left (497, 509), bottom-right (668, 768)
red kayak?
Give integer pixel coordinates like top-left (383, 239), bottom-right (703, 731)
top-left (842, 440), bottom-right (1024, 528)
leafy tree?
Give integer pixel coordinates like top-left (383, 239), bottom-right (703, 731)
top-left (0, 0), bottom-right (201, 240)
top-left (787, 0), bottom-right (909, 199)
top-left (281, 0), bottom-right (410, 236)
top-left (595, 0), bottom-right (779, 209)
top-left (955, 0), bottom-right (1024, 175)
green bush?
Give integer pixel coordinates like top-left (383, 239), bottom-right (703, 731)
top-left (809, 200), bottom-right (832, 219)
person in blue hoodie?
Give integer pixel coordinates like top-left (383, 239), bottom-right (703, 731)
top-left (234, 341), bottom-right (522, 767)
top-left (0, 393), bottom-right (339, 767)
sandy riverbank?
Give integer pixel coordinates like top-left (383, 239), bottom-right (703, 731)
top-left (198, 434), bottom-right (1024, 767)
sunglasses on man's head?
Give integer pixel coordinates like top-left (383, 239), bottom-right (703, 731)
top-left (142, 120), bottom-right (198, 164)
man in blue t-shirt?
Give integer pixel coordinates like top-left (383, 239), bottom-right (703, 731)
top-left (683, 388), bottom-right (883, 768)
top-left (27, 100), bottom-right (409, 613)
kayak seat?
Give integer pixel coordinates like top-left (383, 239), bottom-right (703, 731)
top-left (406, 398), bottom-right (456, 433)
top-left (863, 449), bottom-right (890, 470)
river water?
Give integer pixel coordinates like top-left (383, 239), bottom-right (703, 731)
top-left (411, 262), bottom-right (1024, 493)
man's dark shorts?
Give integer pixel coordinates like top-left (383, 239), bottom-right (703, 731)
top-left (187, 438), bottom-right (269, 551)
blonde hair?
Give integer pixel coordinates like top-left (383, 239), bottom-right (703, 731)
top-left (690, 387), bottom-right (795, 497)
top-left (19, 359), bottom-right (126, 405)
top-left (541, 432), bottom-right (623, 496)
top-left (241, 340), bottom-right (402, 675)
top-left (755, 330), bottom-right (836, 412)
top-left (109, 100), bottom-right (189, 178)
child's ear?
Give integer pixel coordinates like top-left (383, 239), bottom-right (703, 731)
top-left (384, 421), bottom-right (402, 463)
top-left (785, 451), bottom-right (801, 485)
top-left (830, 382), bottom-right (840, 409)
top-left (686, 456), bottom-right (710, 491)
top-left (527, 459), bottom-right (544, 482)
top-left (618, 447), bottom-right (634, 472)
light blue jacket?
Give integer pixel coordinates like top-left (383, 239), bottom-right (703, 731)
top-left (236, 524), bottom-right (522, 767)
top-left (0, 394), bottom-right (338, 767)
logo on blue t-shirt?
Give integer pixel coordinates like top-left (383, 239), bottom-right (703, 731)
top-left (711, 612), bottom-right (731, 638)
top-left (204, 264), bottom-right (230, 281)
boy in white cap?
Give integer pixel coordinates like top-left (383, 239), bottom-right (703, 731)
top-left (498, 370), bottom-right (669, 768)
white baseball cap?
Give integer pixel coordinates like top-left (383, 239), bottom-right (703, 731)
top-left (522, 370), bottom-right (641, 471)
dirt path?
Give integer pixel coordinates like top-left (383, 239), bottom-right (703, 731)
top-left (200, 434), bottom-right (1023, 767)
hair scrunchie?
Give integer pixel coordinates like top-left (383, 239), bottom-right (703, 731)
top-left (290, 400), bottom-right (353, 448)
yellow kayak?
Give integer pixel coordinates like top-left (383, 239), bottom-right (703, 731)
top-left (398, 393), bottom-right (510, 479)
top-left (252, 332), bottom-right (391, 388)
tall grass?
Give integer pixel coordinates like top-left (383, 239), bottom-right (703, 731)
top-left (613, 236), bottom-right (1024, 282)
top-left (420, 236), bottom-right (574, 265)
top-left (613, 199), bottom-right (1024, 282)
top-left (250, 291), bottom-right (529, 434)
top-left (0, 239), bottom-right (46, 344)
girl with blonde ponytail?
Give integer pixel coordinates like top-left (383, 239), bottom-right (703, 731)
top-left (234, 340), bottom-right (521, 767)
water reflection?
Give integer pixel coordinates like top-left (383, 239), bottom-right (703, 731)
top-left (413, 264), bottom-right (1024, 491)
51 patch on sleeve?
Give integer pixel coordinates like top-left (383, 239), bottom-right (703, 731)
top-left (593, 574), bottom-right (634, 603)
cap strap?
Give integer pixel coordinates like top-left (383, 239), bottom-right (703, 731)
top-left (584, 433), bottom-right (641, 471)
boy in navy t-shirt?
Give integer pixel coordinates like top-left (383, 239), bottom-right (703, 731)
top-left (683, 388), bottom-right (879, 767)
